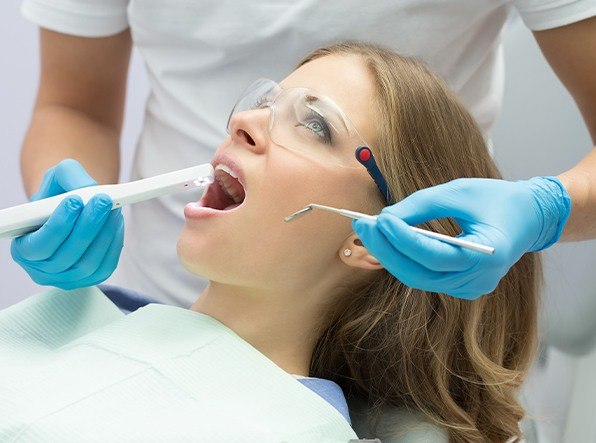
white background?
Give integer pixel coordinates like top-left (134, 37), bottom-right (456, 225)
top-left (1, 2), bottom-right (595, 441)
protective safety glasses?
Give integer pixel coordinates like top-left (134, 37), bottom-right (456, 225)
top-left (227, 78), bottom-right (393, 203)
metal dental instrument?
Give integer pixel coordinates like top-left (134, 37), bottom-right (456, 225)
top-left (0, 163), bottom-right (215, 239)
top-left (284, 203), bottom-right (495, 255)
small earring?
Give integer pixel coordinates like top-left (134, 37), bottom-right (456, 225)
top-left (343, 248), bottom-right (352, 257)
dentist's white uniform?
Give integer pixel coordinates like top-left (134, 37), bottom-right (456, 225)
top-left (22, 0), bottom-right (595, 307)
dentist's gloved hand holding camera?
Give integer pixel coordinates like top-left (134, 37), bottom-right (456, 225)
top-left (11, 159), bottom-right (124, 290)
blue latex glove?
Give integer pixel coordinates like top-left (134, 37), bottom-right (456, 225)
top-left (353, 177), bottom-right (571, 300)
top-left (11, 159), bottom-right (124, 290)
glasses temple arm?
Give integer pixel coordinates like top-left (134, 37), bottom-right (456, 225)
top-left (355, 146), bottom-right (393, 204)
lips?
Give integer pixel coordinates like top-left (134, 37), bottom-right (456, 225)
top-left (183, 152), bottom-right (247, 220)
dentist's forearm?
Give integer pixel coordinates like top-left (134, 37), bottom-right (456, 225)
top-left (21, 28), bottom-right (131, 197)
top-left (531, 18), bottom-right (596, 243)
top-left (557, 146), bottom-right (596, 242)
top-left (21, 103), bottom-right (121, 197)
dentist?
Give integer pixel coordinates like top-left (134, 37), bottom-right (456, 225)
top-left (12, 1), bottom-right (596, 303)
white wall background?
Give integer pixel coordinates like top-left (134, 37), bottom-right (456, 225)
top-left (1, 2), bottom-right (595, 441)
top-left (0, 3), bottom-right (42, 300)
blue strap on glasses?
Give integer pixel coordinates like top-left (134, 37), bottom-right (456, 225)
top-left (355, 146), bottom-right (393, 204)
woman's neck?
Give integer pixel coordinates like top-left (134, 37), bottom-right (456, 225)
top-left (190, 282), bottom-right (324, 376)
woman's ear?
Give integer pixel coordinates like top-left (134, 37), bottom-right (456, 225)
top-left (338, 233), bottom-right (384, 271)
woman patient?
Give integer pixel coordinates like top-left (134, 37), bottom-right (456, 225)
top-left (2, 42), bottom-right (540, 442)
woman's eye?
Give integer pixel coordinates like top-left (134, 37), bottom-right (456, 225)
top-left (303, 115), bottom-right (332, 145)
top-left (306, 120), bottom-right (324, 135)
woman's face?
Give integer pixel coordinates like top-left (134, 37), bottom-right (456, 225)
top-left (177, 54), bottom-right (382, 293)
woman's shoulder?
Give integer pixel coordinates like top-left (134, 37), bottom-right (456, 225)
top-left (347, 395), bottom-right (449, 443)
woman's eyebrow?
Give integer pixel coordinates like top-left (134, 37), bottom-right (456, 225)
top-left (305, 94), bottom-right (319, 104)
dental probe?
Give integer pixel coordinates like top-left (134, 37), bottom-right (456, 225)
top-left (0, 163), bottom-right (215, 239)
top-left (284, 203), bottom-right (495, 255)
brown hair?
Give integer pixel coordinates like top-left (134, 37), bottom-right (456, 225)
top-left (300, 42), bottom-right (541, 442)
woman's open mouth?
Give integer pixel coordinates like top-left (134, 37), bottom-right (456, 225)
top-left (206, 164), bottom-right (247, 210)
top-left (184, 163), bottom-right (247, 220)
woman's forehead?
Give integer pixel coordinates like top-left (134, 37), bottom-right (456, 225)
top-left (280, 55), bottom-right (379, 146)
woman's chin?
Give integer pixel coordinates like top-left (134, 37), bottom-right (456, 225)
top-left (176, 233), bottom-right (233, 282)
top-left (177, 254), bottom-right (213, 280)
top-left (176, 235), bottom-right (209, 276)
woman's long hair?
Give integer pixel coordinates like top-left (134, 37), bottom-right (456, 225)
top-left (300, 42), bottom-right (541, 442)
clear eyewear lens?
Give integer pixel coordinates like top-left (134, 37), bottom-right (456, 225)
top-left (227, 79), bottom-right (366, 168)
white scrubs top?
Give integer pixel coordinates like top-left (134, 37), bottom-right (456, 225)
top-left (22, 0), bottom-right (596, 307)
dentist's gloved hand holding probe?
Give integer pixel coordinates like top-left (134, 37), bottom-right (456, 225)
top-left (353, 176), bottom-right (572, 300)
top-left (11, 159), bottom-right (124, 291)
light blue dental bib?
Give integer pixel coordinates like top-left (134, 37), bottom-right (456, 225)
top-left (0, 287), bottom-right (357, 442)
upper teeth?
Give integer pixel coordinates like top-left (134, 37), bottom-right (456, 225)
top-left (215, 164), bottom-right (238, 179)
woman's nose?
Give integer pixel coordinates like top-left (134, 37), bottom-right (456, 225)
top-left (228, 109), bottom-right (270, 154)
